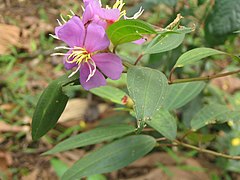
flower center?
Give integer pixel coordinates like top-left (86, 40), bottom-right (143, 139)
top-left (66, 47), bottom-right (97, 82)
top-left (66, 47), bottom-right (91, 65)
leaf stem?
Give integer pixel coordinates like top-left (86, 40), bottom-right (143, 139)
top-left (174, 140), bottom-right (240, 160)
top-left (168, 67), bottom-right (176, 82)
top-left (134, 54), bottom-right (144, 65)
top-left (169, 69), bottom-right (240, 84)
top-left (123, 60), bottom-right (134, 69)
top-left (156, 137), bottom-right (167, 142)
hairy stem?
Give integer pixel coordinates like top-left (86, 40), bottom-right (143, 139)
top-left (174, 140), bottom-right (240, 160)
top-left (169, 69), bottom-right (240, 84)
top-left (134, 54), bottom-right (144, 65)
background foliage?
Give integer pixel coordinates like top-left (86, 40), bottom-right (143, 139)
top-left (1, 0), bottom-right (240, 179)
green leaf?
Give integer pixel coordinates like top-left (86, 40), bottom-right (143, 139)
top-left (186, 133), bottom-right (215, 144)
top-left (62, 135), bottom-right (156, 180)
top-left (90, 86), bottom-right (126, 105)
top-left (234, 30), bottom-right (240, 33)
top-left (106, 19), bottom-right (157, 46)
top-left (87, 174), bottom-right (107, 180)
top-left (204, 0), bottom-right (240, 45)
top-left (147, 109), bottom-right (177, 140)
top-left (191, 104), bottom-right (240, 130)
top-left (144, 29), bottom-right (189, 54)
top-left (163, 82), bottom-right (206, 110)
top-left (43, 124), bottom-right (135, 155)
top-left (174, 47), bottom-right (227, 68)
top-left (32, 73), bottom-right (80, 140)
top-left (32, 77), bottom-right (69, 140)
top-left (50, 158), bottom-right (69, 178)
top-left (127, 67), bottom-right (169, 121)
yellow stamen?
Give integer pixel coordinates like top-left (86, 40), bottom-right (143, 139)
top-left (113, 0), bottom-right (125, 11)
top-left (119, 10), bottom-right (126, 19)
top-left (66, 47), bottom-right (91, 65)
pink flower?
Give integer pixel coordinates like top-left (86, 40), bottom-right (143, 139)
top-left (54, 16), bottom-right (123, 90)
top-left (82, 0), bottom-right (144, 29)
top-left (83, 0), bottom-right (121, 28)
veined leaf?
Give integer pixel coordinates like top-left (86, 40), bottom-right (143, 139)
top-left (90, 86), bottom-right (126, 105)
top-left (32, 78), bottom-right (69, 140)
top-left (163, 82), bottom-right (206, 110)
top-left (43, 124), bottom-right (135, 155)
top-left (62, 135), bottom-right (156, 180)
top-left (174, 48), bottom-right (227, 68)
top-left (191, 104), bottom-right (240, 130)
top-left (106, 19), bottom-right (157, 46)
top-left (144, 32), bottom-right (185, 55)
top-left (127, 67), bottom-right (169, 121)
top-left (147, 109), bottom-right (177, 140)
top-left (32, 73), bottom-right (79, 140)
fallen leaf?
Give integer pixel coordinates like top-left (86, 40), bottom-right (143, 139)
top-left (211, 76), bottom-right (240, 93)
top-left (0, 121), bottom-right (29, 133)
top-left (0, 151), bottom-right (12, 179)
top-left (0, 24), bottom-right (20, 54)
top-left (58, 99), bottom-right (109, 125)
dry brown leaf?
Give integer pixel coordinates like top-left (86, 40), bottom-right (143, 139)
top-left (0, 103), bottom-right (16, 111)
top-left (123, 153), bottom-right (212, 180)
top-left (0, 24), bottom-right (20, 54)
top-left (55, 149), bottom-right (85, 166)
top-left (211, 76), bottom-right (240, 93)
top-left (21, 169), bottom-right (39, 180)
top-left (0, 151), bottom-right (12, 179)
top-left (0, 121), bottom-right (29, 133)
top-left (58, 99), bottom-right (88, 123)
top-left (58, 99), bottom-right (109, 124)
top-left (129, 153), bottom-right (176, 167)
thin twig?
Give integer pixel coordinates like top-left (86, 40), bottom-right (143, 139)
top-left (134, 54), bottom-right (144, 65)
top-left (169, 69), bottom-right (240, 84)
top-left (156, 137), bottom-right (167, 142)
top-left (142, 128), bottom-right (155, 132)
top-left (168, 67), bottom-right (176, 83)
top-left (174, 140), bottom-right (240, 160)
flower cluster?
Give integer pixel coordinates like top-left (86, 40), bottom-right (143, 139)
top-left (52, 0), bottom-right (144, 90)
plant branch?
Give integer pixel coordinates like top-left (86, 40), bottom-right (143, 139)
top-left (174, 140), bottom-right (240, 160)
top-left (169, 69), bottom-right (240, 84)
top-left (156, 137), bottom-right (167, 142)
top-left (134, 54), bottom-right (144, 65)
top-left (168, 67), bottom-right (176, 82)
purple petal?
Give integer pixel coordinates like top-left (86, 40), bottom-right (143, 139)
top-left (80, 63), bottom-right (106, 90)
top-left (83, 5), bottom-right (107, 28)
top-left (133, 38), bottom-right (147, 45)
top-left (82, 4), bottom-right (94, 24)
top-left (92, 53), bottom-right (123, 80)
top-left (55, 16), bottom-right (85, 47)
top-left (84, 23), bottom-right (110, 52)
top-left (97, 8), bottom-right (120, 22)
top-left (63, 50), bottom-right (78, 70)
top-left (83, 0), bottom-right (100, 8)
